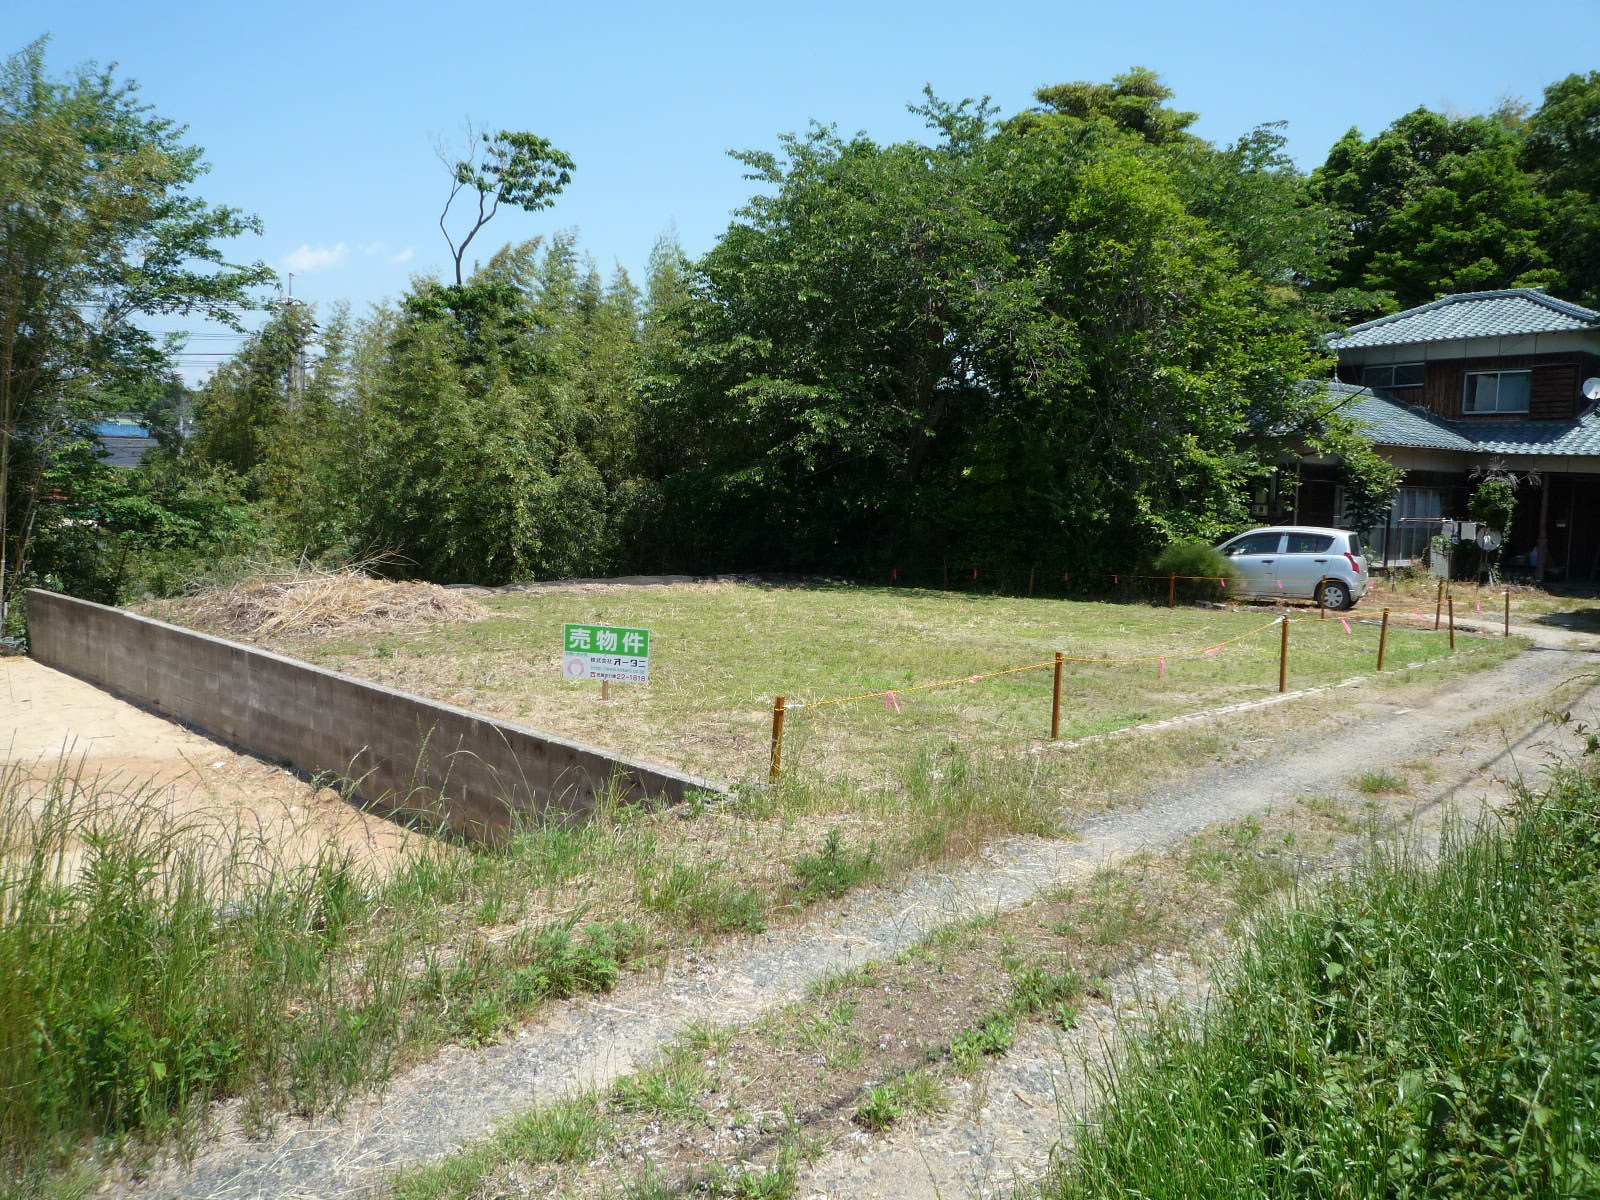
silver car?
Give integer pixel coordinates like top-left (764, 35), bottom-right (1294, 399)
top-left (1215, 526), bottom-right (1369, 611)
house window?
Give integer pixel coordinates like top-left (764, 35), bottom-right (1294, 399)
top-left (1463, 371), bottom-right (1530, 414)
top-left (1362, 362), bottom-right (1426, 389)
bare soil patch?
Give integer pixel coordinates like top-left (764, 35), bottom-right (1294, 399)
top-left (2, 656), bottom-right (417, 880)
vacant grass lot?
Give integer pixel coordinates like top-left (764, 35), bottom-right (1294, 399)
top-left (261, 581), bottom-right (1509, 783)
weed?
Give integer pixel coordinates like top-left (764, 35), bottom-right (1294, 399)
top-left (1008, 963), bottom-right (1082, 1029)
top-left (854, 1068), bottom-right (947, 1131)
top-left (792, 829), bottom-right (878, 902)
top-left (391, 1095), bottom-right (602, 1200)
top-left (609, 1049), bottom-right (709, 1120)
top-left (1354, 769), bottom-right (1406, 795)
top-left (949, 1012), bottom-right (1016, 1074)
top-left (638, 861), bottom-right (767, 934)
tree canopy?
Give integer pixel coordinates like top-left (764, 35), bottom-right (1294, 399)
top-left (0, 38), bottom-right (271, 622)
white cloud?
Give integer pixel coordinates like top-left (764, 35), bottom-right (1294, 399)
top-left (281, 241), bottom-right (349, 273)
top-left (390, 247), bottom-right (414, 264)
top-left (358, 240), bottom-right (388, 255)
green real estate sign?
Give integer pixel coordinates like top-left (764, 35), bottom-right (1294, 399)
top-left (563, 623), bottom-right (651, 684)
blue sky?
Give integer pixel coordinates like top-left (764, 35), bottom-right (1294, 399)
top-left (5, 0), bottom-right (1595, 377)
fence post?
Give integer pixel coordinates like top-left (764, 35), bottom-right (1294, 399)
top-left (1448, 594), bottom-right (1456, 651)
top-left (1504, 590), bottom-right (1510, 638)
top-left (769, 696), bottom-right (787, 783)
top-left (942, 560), bottom-right (949, 591)
top-left (1028, 566), bottom-right (1037, 598)
top-left (1051, 651), bottom-right (1064, 740)
top-left (1279, 617), bottom-right (1290, 694)
top-left (1434, 579), bottom-right (1444, 631)
top-left (1377, 608), bottom-right (1390, 671)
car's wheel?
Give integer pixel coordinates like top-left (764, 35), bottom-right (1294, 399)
top-left (1319, 580), bottom-right (1354, 611)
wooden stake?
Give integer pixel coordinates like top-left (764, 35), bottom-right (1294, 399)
top-left (1168, 572), bottom-right (1177, 608)
top-left (769, 696), bottom-right (787, 783)
top-left (601, 680), bottom-right (610, 702)
top-left (1050, 651), bottom-right (1064, 740)
top-left (1377, 608), bottom-right (1390, 671)
top-left (1504, 590), bottom-right (1511, 638)
top-left (1028, 566), bottom-right (1037, 598)
top-left (1318, 588), bottom-right (1326, 620)
top-left (1278, 617), bottom-right (1290, 694)
top-left (942, 560), bottom-right (949, 590)
top-left (1447, 594), bottom-right (1456, 651)
top-left (1434, 579), bottom-right (1444, 630)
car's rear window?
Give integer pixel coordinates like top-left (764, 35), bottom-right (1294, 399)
top-left (1346, 532), bottom-right (1364, 556)
top-left (1285, 533), bottom-right (1335, 553)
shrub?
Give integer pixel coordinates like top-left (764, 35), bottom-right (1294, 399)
top-left (1151, 540), bottom-right (1238, 603)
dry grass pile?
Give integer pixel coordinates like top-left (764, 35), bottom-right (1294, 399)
top-left (155, 569), bottom-right (489, 639)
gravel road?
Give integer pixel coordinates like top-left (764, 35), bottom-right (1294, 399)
top-left (113, 633), bottom-right (1597, 1200)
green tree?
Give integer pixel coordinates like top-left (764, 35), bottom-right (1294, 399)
top-left (648, 76), bottom-right (1332, 573)
top-left (438, 127), bottom-right (574, 285)
top-left (1030, 66), bottom-right (1199, 145)
top-left (351, 247), bottom-right (609, 582)
top-left (1524, 71), bottom-right (1600, 308)
top-left (0, 38), bottom-right (270, 621)
top-left (1310, 107), bottom-right (1555, 316)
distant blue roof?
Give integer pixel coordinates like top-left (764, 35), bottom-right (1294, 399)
top-left (93, 419), bottom-right (150, 438)
top-left (1326, 382), bottom-right (1600, 458)
top-left (1330, 289), bottom-right (1600, 350)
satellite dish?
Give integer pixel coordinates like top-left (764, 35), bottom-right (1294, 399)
top-left (1478, 530), bottom-right (1503, 551)
top-left (1583, 377), bottom-right (1600, 401)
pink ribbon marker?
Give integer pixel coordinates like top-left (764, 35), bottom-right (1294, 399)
top-left (1113, 574), bottom-right (1119, 584)
top-left (972, 568), bottom-right (978, 581)
top-left (1475, 601), bottom-right (1483, 612)
top-left (1275, 579), bottom-right (1283, 589)
top-left (891, 567), bottom-right (898, 581)
top-left (1204, 646), bottom-right (1221, 657)
top-left (884, 690), bottom-right (901, 714)
top-left (1063, 571), bottom-right (1071, 582)
top-left (1158, 657), bottom-right (1167, 679)
top-left (1340, 618), bottom-right (1352, 634)
top-left (969, 674), bottom-right (982, 683)
top-left (1219, 577), bottom-right (1227, 589)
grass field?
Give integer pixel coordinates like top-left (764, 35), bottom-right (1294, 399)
top-left (258, 581), bottom-right (1515, 784)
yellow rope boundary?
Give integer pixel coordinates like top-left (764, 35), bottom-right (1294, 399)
top-left (792, 615), bottom-right (1290, 711)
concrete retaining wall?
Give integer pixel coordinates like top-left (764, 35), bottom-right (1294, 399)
top-left (25, 589), bottom-right (719, 839)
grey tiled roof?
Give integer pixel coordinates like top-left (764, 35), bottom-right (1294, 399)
top-left (1465, 414), bottom-right (1600, 456)
top-left (1330, 289), bottom-right (1600, 350)
top-left (1324, 382), bottom-right (1600, 458)
top-left (1330, 383), bottom-right (1479, 452)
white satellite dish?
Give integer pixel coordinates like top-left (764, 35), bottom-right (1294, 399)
top-left (1583, 377), bottom-right (1600, 401)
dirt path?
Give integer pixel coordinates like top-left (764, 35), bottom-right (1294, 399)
top-left (798, 663), bottom-right (1590, 1200)
top-left (104, 629), bottom-right (1597, 1200)
top-left (1, 657), bottom-right (415, 876)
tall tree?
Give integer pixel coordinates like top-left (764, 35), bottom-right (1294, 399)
top-left (647, 76), bottom-right (1332, 573)
top-left (1310, 107), bottom-right (1555, 316)
top-left (0, 38), bottom-right (270, 621)
top-left (1524, 71), bottom-right (1600, 308)
top-left (438, 127), bottom-right (574, 285)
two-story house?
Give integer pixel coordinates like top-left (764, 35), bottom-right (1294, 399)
top-left (1280, 289), bottom-right (1600, 581)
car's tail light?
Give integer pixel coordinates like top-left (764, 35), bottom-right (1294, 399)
top-left (1345, 552), bottom-right (1362, 574)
